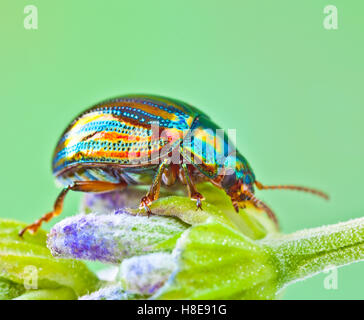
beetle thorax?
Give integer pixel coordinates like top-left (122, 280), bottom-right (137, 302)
top-left (216, 153), bottom-right (255, 200)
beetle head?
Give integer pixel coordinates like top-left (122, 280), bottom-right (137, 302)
top-left (219, 153), bottom-right (256, 208)
top-left (219, 153), bottom-right (328, 228)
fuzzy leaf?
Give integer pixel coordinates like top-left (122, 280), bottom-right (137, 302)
top-left (0, 219), bottom-right (99, 299)
top-left (154, 216), bottom-right (364, 299)
top-left (0, 278), bottom-right (25, 300)
top-left (154, 219), bottom-right (279, 300)
top-left (14, 287), bottom-right (77, 300)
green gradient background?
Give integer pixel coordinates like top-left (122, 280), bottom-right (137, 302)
top-left (1, 1), bottom-right (363, 299)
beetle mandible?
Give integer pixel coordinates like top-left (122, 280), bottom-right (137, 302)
top-left (19, 94), bottom-right (328, 236)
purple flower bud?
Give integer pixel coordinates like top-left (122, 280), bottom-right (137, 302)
top-left (81, 189), bottom-right (145, 215)
top-left (119, 253), bottom-right (176, 295)
top-left (79, 284), bottom-right (140, 300)
top-left (47, 213), bottom-right (187, 264)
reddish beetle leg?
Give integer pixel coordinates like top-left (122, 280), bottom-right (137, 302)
top-left (182, 164), bottom-right (204, 210)
top-left (139, 159), bottom-right (169, 215)
top-left (19, 181), bottom-right (126, 237)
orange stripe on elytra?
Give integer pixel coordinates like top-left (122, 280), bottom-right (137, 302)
top-left (100, 132), bottom-right (142, 142)
top-left (85, 149), bottom-right (152, 161)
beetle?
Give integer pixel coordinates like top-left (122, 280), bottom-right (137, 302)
top-left (19, 94), bottom-right (328, 236)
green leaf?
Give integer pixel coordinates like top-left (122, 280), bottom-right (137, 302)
top-left (14, 287), bottom-right (77, 300)
top-left (0, 219), bottom-right (47, 245)
top-left (134, 182), bottom-right (276, 240)
top-left (0, 278), bottom-right (25, 300)
top-left (0, 219), bottom-right (100, 299)
top-left (154, 215), bottom-right (364, 300)
top-left (154, 219), bottom-right (279, 300)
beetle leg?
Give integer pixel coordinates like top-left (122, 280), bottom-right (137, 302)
top-left (240, 188), bottom-right (279, 229)
top-left (181, 163), bottom-right (204, 210)
top-left (161, 164), bottom-right (178, 186)
top-left (19, 188), bottom-right (69, 237)
top-left (139, 159), bottom-right (169, 215)
top-left (19, 181), bottom-right (126, 237)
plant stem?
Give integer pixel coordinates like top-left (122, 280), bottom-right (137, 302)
top-left (262, 217), bottom-right (364, 287)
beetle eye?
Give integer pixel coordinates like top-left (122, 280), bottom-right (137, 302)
top-left (221, 171), bottom-right (237, 190)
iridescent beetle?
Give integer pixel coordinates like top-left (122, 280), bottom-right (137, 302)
top-left (20, 95), bottom-right (328, 236)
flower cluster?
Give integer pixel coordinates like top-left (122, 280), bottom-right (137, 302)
top-left (0, 183), bottom-right (363, 300)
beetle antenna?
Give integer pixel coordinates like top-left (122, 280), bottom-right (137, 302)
top-left (241, 188), bottom-right (279, 229)
top-left (254, 181), bottom-right (329, 200)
